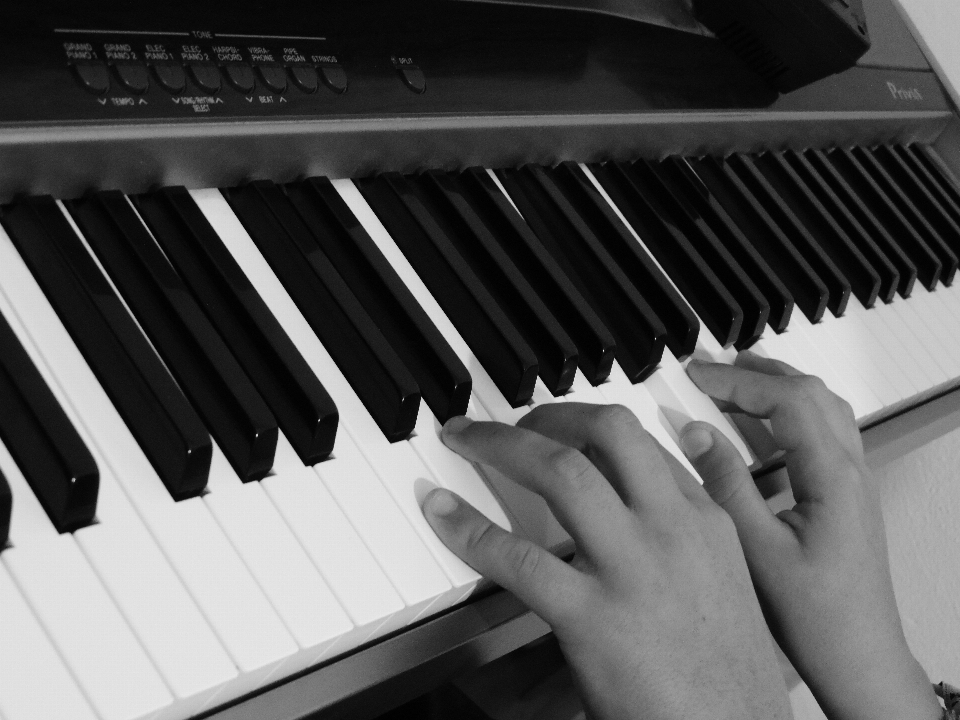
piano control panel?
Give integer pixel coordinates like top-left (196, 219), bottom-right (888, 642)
top-left (64, 34), bottom-right (427, 102)
top-left (0, 0), bottom-right (951, 128)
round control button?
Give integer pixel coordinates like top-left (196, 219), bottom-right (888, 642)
top-left (319, 66), bottom-right (348, 94)
top-left (114, 62), bottom-right (150, 94)
top-left (398, 65), bottom-right (426, 94)
top-left (257, 65), bottom-right (287, 93)
top-left (73, 61), bottom-right (110, 95)
top-left (188, 63), bottom-right (221, 93)
top-left (288, 66), bottom-right (318, 93)
top-left (223, 64), bottom-right (255, 93)
top-left (152, 63), bottom-right (186, 94)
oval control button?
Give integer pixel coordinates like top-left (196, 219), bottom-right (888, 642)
top-left (319, 65), bottom-right (348, 94)
top-left (114, 62), bottom-right (150, 94)
top-left (288, 66), bottom-right (318, 93)
top-left (188, 63), bottom-right (221, 93)
top-left (73, 61), bottom-right (111, 95)
top-left (398, 65), bottom-right (426, 94)
top-left (152, 63), bottom-right (186, 94)
top-left (224, 64), bottom-right (255, 93)
top-left (257, 66), bottom-right (287, 93)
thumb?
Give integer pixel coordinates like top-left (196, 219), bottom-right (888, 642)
top-left (680, 422), bottom-right (786, 552)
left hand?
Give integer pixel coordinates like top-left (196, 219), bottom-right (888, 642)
top-left (421, 402), bottom-right (793, 720)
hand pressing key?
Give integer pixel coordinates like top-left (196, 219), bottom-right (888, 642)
top-left (421, 402), bottom-right (793, 720)
top-left (685, 350), bottom-right (940, 720)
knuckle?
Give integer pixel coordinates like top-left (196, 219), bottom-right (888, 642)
top-left (704, 463), bottom-right (751, 508)
top-left (834, 396), bottom-right (856, 424)
top-left (464, 518), bottom-right (499, 556)
top-left (545, 446), bottom-right (596, 492)
top-left (591, 403), bottom-right (640, 433)
top-left (506, 542), bottom-right (544, 583)
top-left (787, 375), bottom-right (833, 409)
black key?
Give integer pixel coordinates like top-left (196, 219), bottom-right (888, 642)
top-left (66, 191), bottom-right (278, 482)
top-left (685, 156), bottom-right (830, 323)
top-left (873, 145), bottom-right (960, 261)
top-left (804, 149), bottom-right (919, 298)
top-left (0, 468), bottom-right (10, 547)
top-left (133, 186), bottom-right (339, 465)
top-left (408, 170), bottom-right (578, 395)
top-left (781, 150), bottom-right (901, 304)
top-left (728, 154), bottom-right (851, 317)
top-left (0, 310), bottom-right (98, 532)
top-left (852, 146), bottom-right (959, 286)
top-left (632, 159), bottom-right (770, 348)
top-left (356, 173), bottom-right (538, 407)
top-left (223, 181), bottom-right (421, 441)
top-left (654, 157), bottom-right (795, 333)
top-left (591, 159), bottom-right (760, 349)
top-left (907, 145), bottom-right (960, 229)
top-left (496, 165), bottom-right (667, 383)
top-left (826, 147), bottom-right (944, 290)
top-left (1, 196), bottom-right (211, 499)
top-left (284, 176), bottom-right (471, 422)
top-left (752, 151), bottom-right (881, 308)
top-left (455, 168), bottom-right (617, 385)
top-left (545, 162), bottom-right (699, 358)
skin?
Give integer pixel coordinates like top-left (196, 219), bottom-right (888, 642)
top-left (421, 351), bottom-right (942, 720)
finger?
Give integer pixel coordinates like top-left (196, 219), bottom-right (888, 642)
top-left (679, 422), bottom-right (793, 554)
top-left (736, 347), bottom-right (804, 377)
top-left (685, 361), bottom-right (861, 504)
top-left (441, 416), bottom-right (635, 562)
top-left (657, 434), bottom-right (712, 506)
top-left (422, 487), bottom-right (587, 627)
top-left (516, 402), bottom-right (687, 513)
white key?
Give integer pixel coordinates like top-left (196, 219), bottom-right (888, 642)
top-left (908, 285), bottom-right (960, 382)
top-left (313, 428), bottom-right (461, 620)
top-left (596, 365), bottom-right (702, 480)
top-left (261, 445), bottom-right (402, 649)
top-left (686, 325), bottom-right (783, 465)
top-left (76, 487), bottom-right (239, 718)
top-left (788, 310), bottom-right (893, 417)
top-left (192, 189), bottom-right (460, 625)
top-left (0, 441), bottom-right (173, 720)
top-left (0, 562), bottom-right (98, 720)
top-left (202, 440), bottom-right (353, 670)
top-left (851, 298), bottom-right (947, 397)
top-left (836, 303), bottom-right (922, 400)
top-left (0, 225), bottom-right (298, 698)
top-left (0, 302), bottom-right (239, 716)
top-left (410, 400), bottom-right (511, 533)
top-left (643, 351), bottom-right (758, 468)
top-left (819, 308), bottom-right (918, 405)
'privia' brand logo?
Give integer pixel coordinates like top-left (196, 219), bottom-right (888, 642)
top-left (887, 81), bottom-right (923, 101)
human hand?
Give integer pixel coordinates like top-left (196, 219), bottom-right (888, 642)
top-left (685, 351), bottom-right (941, 720)
top-left (421, 403), bottom-right (793, 720)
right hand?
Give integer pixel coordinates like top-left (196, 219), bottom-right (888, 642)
top-left (684, 350), bottom-right (941, 720)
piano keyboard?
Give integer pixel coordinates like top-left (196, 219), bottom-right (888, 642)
top-left (2, 144), bottom-right (960, 720)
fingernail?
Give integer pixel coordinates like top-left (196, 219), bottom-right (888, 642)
top-left (442, 415), bottom-right (473, 436)
top-left (680, 426), bottom-right (714, 460)
top-left (424, 488), bottom-right (459, 517)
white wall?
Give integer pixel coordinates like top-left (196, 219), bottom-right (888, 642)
top-left (876, 425), bottom-right (960, 685)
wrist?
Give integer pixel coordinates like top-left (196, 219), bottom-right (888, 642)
top-left (811, 651), bottom-right (941, 720)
